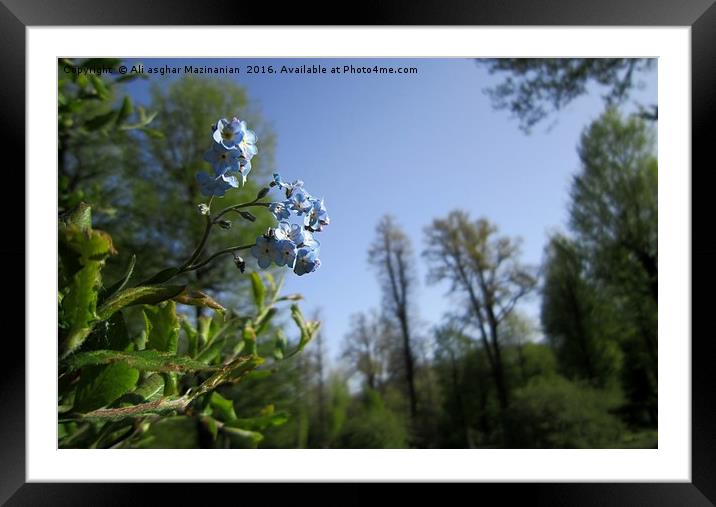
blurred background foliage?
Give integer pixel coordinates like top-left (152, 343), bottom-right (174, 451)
top-left (58, 58), bottom-right (657, 448)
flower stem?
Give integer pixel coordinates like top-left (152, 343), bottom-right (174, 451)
top-left (213, 200), bottom-right (270, 223)
top-left (185, 243), bottom-right (256, 272)
top-left (163, 196), bottom-right (268, 280)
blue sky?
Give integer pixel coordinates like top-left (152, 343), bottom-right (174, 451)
top-left (122, 58), bottom-right (657, 361)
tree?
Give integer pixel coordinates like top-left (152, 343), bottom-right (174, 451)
top-left (476, 58), bottom-right (657, 132)
top-left (506, 374), bottom-right (626, 448)
top-left (368, 215), bottom-right (420, 422)
top-left (58, 58), bottom-right (161, 212)
top-left (570, 108), bottom-right (658, 307)
top-left (541, 235), bottom-right (623, 388)
top-left (434, 323), bottom-right (474, 447)
top-left (342, 310), bottom-right (390, 391)
top-left (567, 108), bottom-right (658, 425)
top-left (423, 212), bottom-right (537, 426)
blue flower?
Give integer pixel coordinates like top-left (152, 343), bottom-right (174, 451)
top-left (272, 239), bottom-right (297, 268)
top-left (238, 122), bottom-right (258, 160)
top-left (269, 201), bottom-right (291, 221)
top-left (287, 224), bottom-right (320, 251)
top-left (294, 247), bottom-right (321, 276)
top-left (203, 143), bottom-right (244, 176)
top-left (251, 236), bottom-right (275, 269)
top-left (304, 233), bottom-right (321, 251)
top-left (213, 117), bottom-right (244, 150)
top-left (196, 172), bottom-right (232, 197)
top-left (286, 188), bottom-right (313, 215)
top-left (273, 173), bottom-right (304, 198)
top-left (305, 198), bottom-right (330, 232)
top-left (234, 157), bottom-right (252, 186)
top-left (273, 221), bottom-right (293, 241)
top-left (272, 173), bottom-right (285, 188)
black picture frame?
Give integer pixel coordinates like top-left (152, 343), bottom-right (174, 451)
top-left (2, 0), bottom-right (713, 504)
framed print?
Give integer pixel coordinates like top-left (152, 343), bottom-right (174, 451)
top-left (2, 0), bottom-right (714, 503)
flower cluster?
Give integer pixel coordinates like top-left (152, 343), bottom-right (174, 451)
top-left (250, 173), bottom-right (329, 276)
top-left (193, 116), bottom-right (327, 277)
top-left (196, 117), bottom-right (258, 197)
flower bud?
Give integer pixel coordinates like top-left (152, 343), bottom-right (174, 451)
top-left (198, 203), bottom-right (210, 215)
top-left (239, 211), bottom-right (256, 222)
top-left (218, 219), bottom-right (232, 230)
top-left (233, 255), bottom-right (246, 273)
top-left (256, 187), bottom-right (271, 199)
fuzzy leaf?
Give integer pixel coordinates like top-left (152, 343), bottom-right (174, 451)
top-left (250, 272), bottom-right (265, 311)
top-left (100, 254), bottom-right (136, 302)
top-left (144, 301), bottom-right (180, 353)
top-left (63, 349), bottom-right (221, 374)
top-left (97, 285), bottom-right (185, 320)
top-left (73, 363), bottom-right (139, 413)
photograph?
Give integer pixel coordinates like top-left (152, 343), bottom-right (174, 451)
top-left (57, 56), bottom-right (658, 450)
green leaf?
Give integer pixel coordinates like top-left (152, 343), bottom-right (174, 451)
top-left (99, 254), bottom-right (136, 303)
top-left (221, 426), bottom-right (263, 448)
top-left (132, 374), bottom-right (165, 402)
top-left (85, 110), bottom-right (117, 131)
top-left (97, 285), bottom-right (185, 320)
top-left (250, 272), bottom-right (265, 311)
top-left (181, 317), bottom-right (199, 358)
top-left (115, 96), bottom-right (133, 126)
top-left (119, 107), bottom-right (157, 131)
top-left (202, 416), bottom-right (219, 441)
top-left (229, 410), bottom-right (289, 432)
top-left (287, 304), bottom-right (320, 358)
top-left (59, 202), bottom-right (92, 231)
top-left (78, 396), bottom-right (189, 422)
top-left (144, 301), bottom-right (180, 353)
top-left (273, 331), bottom-right (287, 361)
top-left (59, 205), bottom-right (116, 275)
top-left (255, 307), bottom-right (277, 336)
top-left (163, 373), bottom-right (179, 396)
top-left (80, 311), bottom-right (131, 352)
top-left (87, 74), bottom-right (109, 99)
top-left (195, 335), bottom-right (227, 365)
top-left (209, 392), bottom-right (237, 422)
top-left (58, 204), bottom-right (120, 358)
top-left (61, 262), bottom-right (101, 357)
top-left (73, 363), bottom-right (139, 413)
top-left (140, 267), bottom-right (180, 285)
top-left (243, 369), bottom-right (274, 381)
top-left (134, 416), bottom-right (199, 449)
top-left (63, 349), bottom-right (221, 374)
top-left (242, 322), bottom-right (257, 356)
top-left (197, 315), bottom-right (212, 348)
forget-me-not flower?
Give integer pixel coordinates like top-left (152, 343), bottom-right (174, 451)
top-left (251, 236), bottom-right (275, 269)
top-left (286, 188), bottom-right (313, 215)
top-left (273, 173), bottom-right (304, 198)
top-left (213, 117), bottom-right (244, 150)
top-left (294, 247), bottom-right (321, 276)
top-left (238, 122), bottom-right (258, 160)
top-left (272, 239), bottom-right (297, 268)
top-left (269, 202), bottom-right (291, 221)
top-left (197, 172), bottom-right (233, 197)
top-left (204, 143), bottom-right (240, 174)
top-left (305, 198), bottom-right (330, 232)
